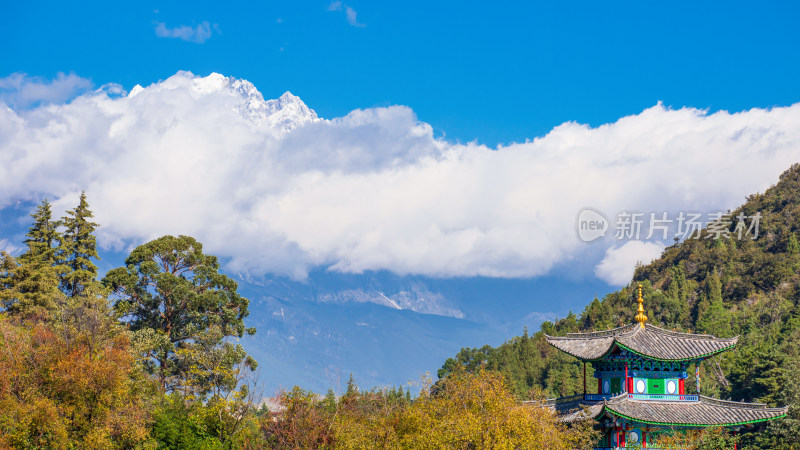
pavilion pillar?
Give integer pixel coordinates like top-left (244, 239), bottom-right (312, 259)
top-left (696, 362), bottom-right (701, 395)
top-left (583, 362), bottom-right (586, 396)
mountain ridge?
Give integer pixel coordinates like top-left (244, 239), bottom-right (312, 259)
top-left (438, 162), bottom-right (800, 448)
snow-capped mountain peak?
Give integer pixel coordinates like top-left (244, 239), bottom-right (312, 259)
top-left (219, 76), bottom-right (319, 131)
top-left (181, 72), bottom-right (320, 131)
top-left (259, 90), bottom-right (320, 131)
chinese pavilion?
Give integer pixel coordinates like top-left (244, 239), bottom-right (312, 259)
top-left (541, 285), bottom-right (787, 449)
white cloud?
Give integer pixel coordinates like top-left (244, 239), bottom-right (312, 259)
top-left (1, 71), bottom-right (799, 281)
top-left (154, 21), bottom-right (214, 43)
top-left (0, 239), bottom-right (22, 256)
top-left (328, 1), bottom-right (365, 27)
top-left (595, 241), bottom-right (667, 286)
top-left (0, 73), bottom-right (92, 109)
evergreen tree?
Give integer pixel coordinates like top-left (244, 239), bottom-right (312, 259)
top-left (788, 233), bottom-right (799, 255)
top-left (0, 252), bottom-right (20, 307)
top-left (103, 235), bottom-right (256, 395)
top-left (322, 388), bottom-right (337, 413)
top-left (21, 199), bottom-right (64, 266)
top-left (697, 270), bottom-right (732, 337)
top-left (708, 269), bottom-right (723, 306)
top-left (788, 232), bottom-right (800, 271)
top-left (345, 373), bottom-right (358, 397)
top-left (0, 200), bottom-right (65, 316)
top-left (60, 191), bottom-right (100, 297)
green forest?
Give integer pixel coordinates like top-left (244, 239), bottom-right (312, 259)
top-left (3, 164), bottom-right (800, 448)
top-left (439, 163), bottom-right (800, 449)
top-left (0, 194), bottom-right (594, 448)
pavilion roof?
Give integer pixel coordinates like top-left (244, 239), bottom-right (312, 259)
top-left (544, 323), bottom-right (737, 362)
top-left (538, 394), bottom-right (788, 427)
top-left (603, 394), bottom-right (788, 427)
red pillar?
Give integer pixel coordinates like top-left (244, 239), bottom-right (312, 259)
top-left (583, 362), bottom-right (587, 396)
top-left (598, 378), bottom-right (602, 393)
top-left (679, 378), bottom-right (685, 395)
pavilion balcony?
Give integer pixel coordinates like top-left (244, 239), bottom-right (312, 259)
top-left (626, 393), bottom-right (698, 402)
top-left (583, 393), bottom-right (699, 402)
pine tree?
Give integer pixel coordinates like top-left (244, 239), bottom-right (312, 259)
top-left (696, 271), bottom-right (731, 337)
top-left (708, 269), bottom-right (723, 305)
top-left (0, 200), bottom-right (65, 316)
top-left (21, 199), bottom-right (64, 266)
top-left (322, 388), bottom-right (337, 413)
top-left (61, 192), bottom-right (100, 297)
top-left (0, 252), bottom-right (19, 304)
top-left (345, 373), bottom-right (358, 397)
top-left (788, 233), bottom-right (799, 255)
top-left (788, 232), bottom-right (800, 271)
top-left (103, 235), bottom-right (256, 395)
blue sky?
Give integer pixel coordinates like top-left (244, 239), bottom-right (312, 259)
top-left (4, 1), bottom-right (800, 391)
top-left (2, 1), bottom-right (800, 294)
top-left (4, 0), bottom-right (799, 147)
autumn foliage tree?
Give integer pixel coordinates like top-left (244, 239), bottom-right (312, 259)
top-left (397, 370), bottom-right (591, 449)
top-left (0, 199), bottom-right (271, 448)
top-left (263, 387), bottom-right (336, 449)
top-left (264, 370), bottom-right (596, 449)
top-left (0, 299), bottom-right (152, 448)
top-left (0, 196), bottom-right (153, 448)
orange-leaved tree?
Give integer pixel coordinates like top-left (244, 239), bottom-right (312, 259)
top-left (0, 298), bottom-right (153, 449)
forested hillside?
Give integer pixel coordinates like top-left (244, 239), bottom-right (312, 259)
top-left (0, 194), bottom-right (595, 448)
top-left (440, 163), bottom-right (800, 449)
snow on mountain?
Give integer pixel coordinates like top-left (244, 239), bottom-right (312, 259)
top-left (259, 91), bottom-right (321, 131)
top-left (316, 286), bottom-right (465, 319)
top-left (128, 72), bottom-right (320, 132)
top-left (241, 292), bottom-right (498, 394)
top-left (192, 73), bottom-right (320, 131)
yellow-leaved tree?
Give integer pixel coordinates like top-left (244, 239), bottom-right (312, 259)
top-left (394, 370), bottom-right (586, 449)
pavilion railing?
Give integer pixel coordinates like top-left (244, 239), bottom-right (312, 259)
top-left (582, 393), bottom-right (699, 402)
top-left (584, 394), bottom-right (614, 401)
top-left (627, 393), bottom-right (698, 401)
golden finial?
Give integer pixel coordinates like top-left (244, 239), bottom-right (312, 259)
top-left (635, 283), bottom-right (647, 328)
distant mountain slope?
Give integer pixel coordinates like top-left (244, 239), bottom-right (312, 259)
top-left (233, 268), bottom-right (611, 395)
top-left (439, 163), bottom-right (800, 448)
top-left (241, 293), bottom-right (501, 395)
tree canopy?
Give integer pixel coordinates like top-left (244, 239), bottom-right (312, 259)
top-left (60, 191), bottom-right (100, 297)
top-left (103, 234), bottom-right (256, 396)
